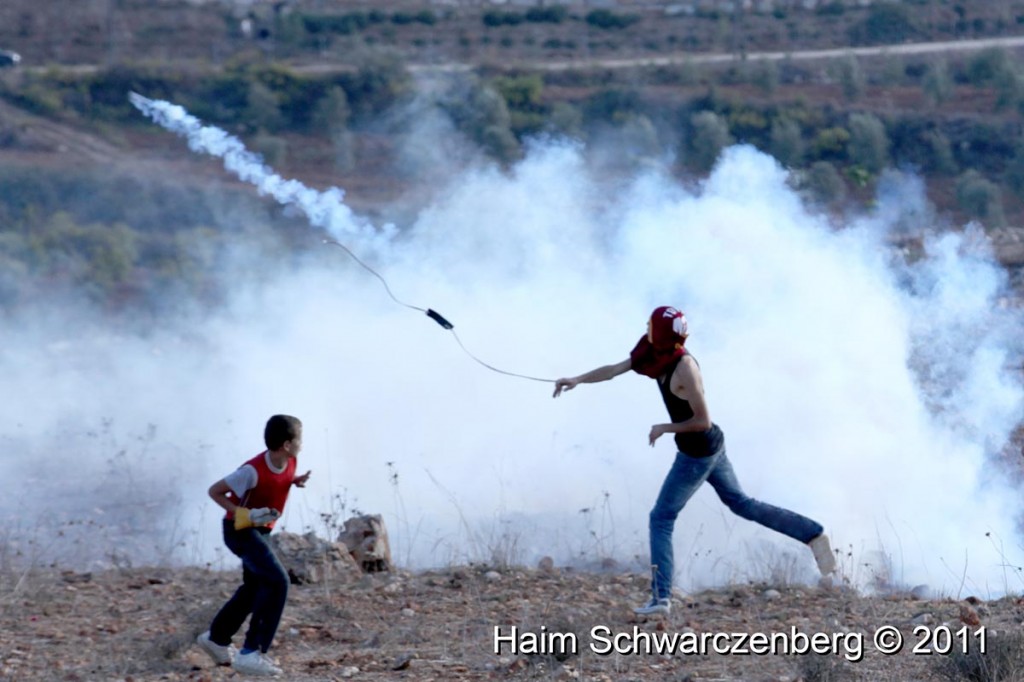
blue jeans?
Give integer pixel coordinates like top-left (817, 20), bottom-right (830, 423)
top-left (648, 446), bottom-right (823, 600)
top-left (208, 521), bottom-right (290, 653)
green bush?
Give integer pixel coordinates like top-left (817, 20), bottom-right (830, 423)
top-left (994, 65), bottom-right (1024, 110)
top-left (967, 47), bottom-right (1009, 87)
top-left (686, 110), bottom-right (733, 173)
top-left (922, 59), bottom-right (953, 105)
top-left (834, 54), bottom-right (865, 101)
top-left (340, 49), bottom-right (412, 120)
top-left (811, 126), bottom-right (850, 162)
top-left (1006, 145), bottom-right (1024, 200)
top-left (847, 112), bottom-right (889, 174)
top-left (246, 81), bottom-right (284, 131)
top-left (585, 9), bottom-right (640, 30)
top-left (311, 86), bottom-right (351, 135)
top-left (848, 4), bottom-right (919, 45)
top-left (751, 60), bottom-right (779, 95)
top-left (301, 13), bottom-right (368, 35)
top-left (801, 161), bottom-right (847, 205)
top-left (439, 78), bottom-right (520, 163)
top-left (546, 102), bottom-right (583, 138)
top-left (769, 118), bottom-right (805, 167)
top-left (816, 1), bottom-right (845, 17)
top-left (925, 129), bottom-right (958, 175)
top-left (955, 169), bottom-right (1005, 226)
top-left (493, 74), bottom-right (544, 111)
top-left (583, 88), bottom-right (641, 125)
top-left (414, 10), bottom-right (437, 25)
top-left (483, 10), bottom-right (524, 27)
top-left (526, 7), bottom-right (567, 23)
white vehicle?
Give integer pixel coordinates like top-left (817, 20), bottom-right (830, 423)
top-left (0, 50), bottom-right (21, 68)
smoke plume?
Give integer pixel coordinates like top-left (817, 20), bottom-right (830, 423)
top-left (3, 95), bottom-right (1020, 598)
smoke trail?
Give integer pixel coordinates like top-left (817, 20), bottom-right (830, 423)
top-left (128, 92), bottom-right (394, 253)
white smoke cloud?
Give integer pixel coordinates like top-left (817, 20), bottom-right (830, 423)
top-left (5, 97), bottom-right (1022, 599)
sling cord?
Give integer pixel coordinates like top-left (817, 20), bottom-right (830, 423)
top-left (323, 239), bottom-right (554, 384)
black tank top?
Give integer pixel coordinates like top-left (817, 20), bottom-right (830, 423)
top-left (657, 356), bottom-right (725, 457)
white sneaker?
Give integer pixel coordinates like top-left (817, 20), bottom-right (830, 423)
top-left (233, 650), bottom-right (283, 677)
top-left (633, 597), bottom-right (671, 616)
top-left (809, 533), bottom-right (837, 576)
top-left (195, 630), bottom-right (235, 666)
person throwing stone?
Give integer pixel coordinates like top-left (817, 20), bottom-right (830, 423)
top-left (553, 306), bottom-right (835, 615)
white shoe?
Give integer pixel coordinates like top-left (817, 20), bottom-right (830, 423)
top-left (809, 533), bottom-right (837, 576)
top-left (233, 650), bottom-right (282, 677)
top-left (195, 630), bottom-right (235, 666)
top-left (633, 597), bottom-right (671, 616)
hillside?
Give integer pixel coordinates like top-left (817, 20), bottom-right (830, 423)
top-left (3, 562), bottom-right (1023, 682)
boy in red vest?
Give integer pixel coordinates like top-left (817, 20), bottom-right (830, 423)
top-left (553, 307), bottom-right (834, 615)
top-left (195, 414), bottom-right (311, 677)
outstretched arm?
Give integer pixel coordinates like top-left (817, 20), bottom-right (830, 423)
top-left (553, 358), bottom-right (632, 397)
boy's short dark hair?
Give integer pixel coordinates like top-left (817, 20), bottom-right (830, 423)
top-left (265, 414), bottom-right (302, 450)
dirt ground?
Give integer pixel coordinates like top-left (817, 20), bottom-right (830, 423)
top-left (2, 561), bottom-right (1023, 682)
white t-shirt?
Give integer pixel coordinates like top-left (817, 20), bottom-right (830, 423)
top-left (222, 451), bottom-right (287, 498)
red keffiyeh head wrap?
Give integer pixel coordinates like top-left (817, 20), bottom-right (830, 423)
top-left (630, 306), bottom-right (689, 378)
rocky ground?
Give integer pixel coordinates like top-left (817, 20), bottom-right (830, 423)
top-left (3, 559), bottom-right (1024, 682)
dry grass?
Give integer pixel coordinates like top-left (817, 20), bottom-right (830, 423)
top-left (1, 554), bottom-right (1021, 681)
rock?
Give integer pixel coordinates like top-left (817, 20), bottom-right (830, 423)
top-left (910, 612), bottom-right (933, 626)
top-left (959, 603), bottom-right (982, 627)
top-left (910, 584), bottom-right (931, 600)
top-left (338, 514), bottom-right (393, 573)
top-left (763, 589), bottom-right (782, 601)
top-left (268, 531), bottom-right (362, 585)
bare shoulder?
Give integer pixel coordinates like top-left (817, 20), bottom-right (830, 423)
top-left (671, 354), bottom-right (703, 391)
top-left (677, 354), bottom-right (701, 376)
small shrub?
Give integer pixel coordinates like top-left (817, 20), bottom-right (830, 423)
top-left (245, 81), bottom-right (284, 131)
top-left (811, 126), bottom-right (850, 162)
top-left (801, 161), bottom-right (847, 205)
top-left (925, 129), bottom-right (958, 175)
top-left (414, 10), bottom-right (437, 26)
top-left (686, 110), bottom-right (733, 173)
top-left (847, 112), bottom-right (889, 174)
top-left (752, 60), bottom-right (779, 95)
top-left (923, 59), bottom-right (953, 105)
top-left (251, 130), bottom-right (288, 167)
top-left (769, 118), bottom-right (805, 167)
top-left (936, 631), bottom-right (1024, 682)
top-left (585, 9), bottom-right (640, 30)
top-left (994, 65), bottom-right (1024, 110)
top-left (955, 170), bottom-right (1005, 227)
top-left (967, 47), bottom-right (1009, 87)
top-left (482, 10), bottom-right (523, 27)
top-left (816, 2), bottom-right (846, 17)
top-left (546, 102), bottom-right (582, 138)
top-left (835, 54), bottom-right (865, 101)
top-left (525, 7), bottom-right (567, 23)
top-left (311, 86), bottom-right (350, 135)
top-left (848, 4), bottom-right (919, 45)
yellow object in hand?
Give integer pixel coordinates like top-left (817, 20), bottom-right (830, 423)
top-left (233, 507), bottom-right (280, 530)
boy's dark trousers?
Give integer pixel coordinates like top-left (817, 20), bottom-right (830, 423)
top-left (208, 520), bottom-right (289, 653)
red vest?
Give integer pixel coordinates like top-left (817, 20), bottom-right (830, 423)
top-left (225, 451), bottom-right (296, 529)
